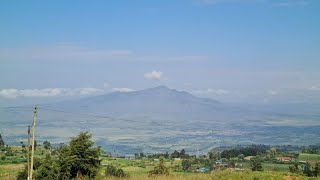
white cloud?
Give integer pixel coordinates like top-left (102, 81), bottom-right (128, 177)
top-left (112, 88), bottom-right (135, 92)
top-left (0, 88), bottom-right (102, 99)
top-left (193, 88), bottom-right (231, 96)
top-left (144, 70), bottom-right (163, 81)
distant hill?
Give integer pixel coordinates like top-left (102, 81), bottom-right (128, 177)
top-left (44, 86), bottom-right (226, 121)
top-left (2, 86), bottom-right (320, 154)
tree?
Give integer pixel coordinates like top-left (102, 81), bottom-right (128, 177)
top-left (208, 152), bottom-right (221, 161)
top-left (43, 140), bottom-right (52, 150)
top-left (250, 156), bottom-right (264, 171)
top-left (34, 154), bottom-right (59, 180)
top-left (303, 162), bottom-right (313, 177)
top-left (289, 162), bottom-right (301, 174)
top-left (30, 139), bottom-right (37, 150)
top-left (149, 156), bottom-right (170, 176)
top-left (314, 162), bottom-right (320, 176)
top-left (180, 149), bottom-right (186, 158)
top-left (16, 166), bottom-right (28, 180)
top-left (0, 134), bottom-right (5, 147)
top-left (182, 159), bottom-right (192, 171)
top-left (140, 152), bottom-right (145, 158)
top-left (58, 131), bottom-right (101, 179)
top-left (171, 150), bottom-right (180, 158)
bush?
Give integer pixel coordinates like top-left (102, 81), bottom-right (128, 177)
top-left (16, 166), bottom-right (28, 180)
top-left (149, 156), bottom-right (170, 176)
top-left (105, 164), bottom-right (126, 177)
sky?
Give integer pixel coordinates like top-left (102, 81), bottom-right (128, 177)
top-left (0, 0), bottom-right (320, 104)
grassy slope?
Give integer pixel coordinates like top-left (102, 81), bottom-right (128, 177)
top-left (97, 170), bottom-right (320, 180)
top-left (0, 164), bottom-right (24, 180)
top-left (2, 149), bottom-right (320, 179)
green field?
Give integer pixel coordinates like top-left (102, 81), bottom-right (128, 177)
top-left (299, 153), bottom-right (320, 161)
top-left (1, 145), bottom-right (320, 179)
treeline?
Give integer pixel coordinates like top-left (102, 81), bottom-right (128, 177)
top-left (146, 149), bottom-right (190, 159)
top-left (220, 144), bottom-right (269, 158)
top-left (302, 145), bottom-right (320, 154)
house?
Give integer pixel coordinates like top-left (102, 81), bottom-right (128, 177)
top-left (244, 156), bottom-right (254, 161)
top-left (215, 163), bottom-right (228, 168)
top-left (215, 159), bottom-right (223, 164)
top-left (197, 167), bottom-right (209, 172)
top-left (276, 157), bottom-right (293, 162)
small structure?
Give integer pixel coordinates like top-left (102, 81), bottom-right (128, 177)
top-left (197, 167), bottom-right (209, 172)
top-left (174, 158), bottom-right (181, 161)
top-left (101, 163), bottom-right (108, 166)
top-left (276, 157), bottom-right (293, 162)
top-left (216, 163), bottom-right (228, 168)
top-left (215, 159), bottom-right (224, 164)
top-left (244, 156), bottom-right (254, 161)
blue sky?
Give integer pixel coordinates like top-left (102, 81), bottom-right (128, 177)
top-left (0, 0), bottom-right (320, 103)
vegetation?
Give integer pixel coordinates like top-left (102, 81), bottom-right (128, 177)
top-left (105, 164), bottom-right (126, 177)
top-left (149, 156), bottom-right (170, 176)
top-left (250, 156), bottom-right (264, 171)
top-left (1, 132), bottom-right (320, 179)
top-left (0, 134), bottom-right (5, 147)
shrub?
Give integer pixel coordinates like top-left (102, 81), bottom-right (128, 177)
top-left (105, 164), bottom-right (126, 177)
top-left (149, 156), bottom-right (170, 176)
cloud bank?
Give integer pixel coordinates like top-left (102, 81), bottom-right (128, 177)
top-left (112, 88), bottom-right (135, 92)
top-left (0, 88), bottom-right (102, 99)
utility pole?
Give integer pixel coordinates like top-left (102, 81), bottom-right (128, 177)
top-left (30, 106), bottom-right (37, 180)
top-left (27, 126), bottom-right (31, 180)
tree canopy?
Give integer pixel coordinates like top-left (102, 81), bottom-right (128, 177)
top-left (0, 134), bottom-right (5, 147)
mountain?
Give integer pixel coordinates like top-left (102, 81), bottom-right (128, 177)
top-left (2, 86), bottom-right (320, 154)
top-left (45, 86), bottom-right (224, 120)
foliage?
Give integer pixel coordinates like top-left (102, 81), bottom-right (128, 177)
top-left (0, 134), bottom-right (4, 147)
top-left (314, 162), bottom-right (320, 177)
top-left (181, 159), bottom-right (192, 171)
top-left (43, 140), bottom-right (52, 150)
top-left (303, 162), bottom-right (313, 177)
top-left (149, 156), bottom-right (169, 176)
top-left (34, 154), bottom-right (59, 180)
top-left (105, 164), bottom-right (126, 177)
top-left (302, 146), bottom-right (320, 154)
top-left (221, 145), bottom-right (269, 159)
top-left (250, 156), bottom-right (264, 171)
top-left (4, 146), bottom-right (15, 156)
top-left (16, 166), bottom-right (28, 180)
top-left (171, 149), bottom-right (189, 159)
top-left (58, 131), bottom-right (101, 179)
top-left (208, 151), bottom-right (221, 161)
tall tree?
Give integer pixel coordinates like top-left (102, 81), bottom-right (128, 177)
top-left (250, 156), bottom-right (264, 171)
top-left (58, 132), bottom-right (101, 179)
top-left (314, 162), bottom-right (320, 176)
top-left (0, 134), bottom-right (5, 147)
top-left (43, 140), bottom-right (51, 150)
